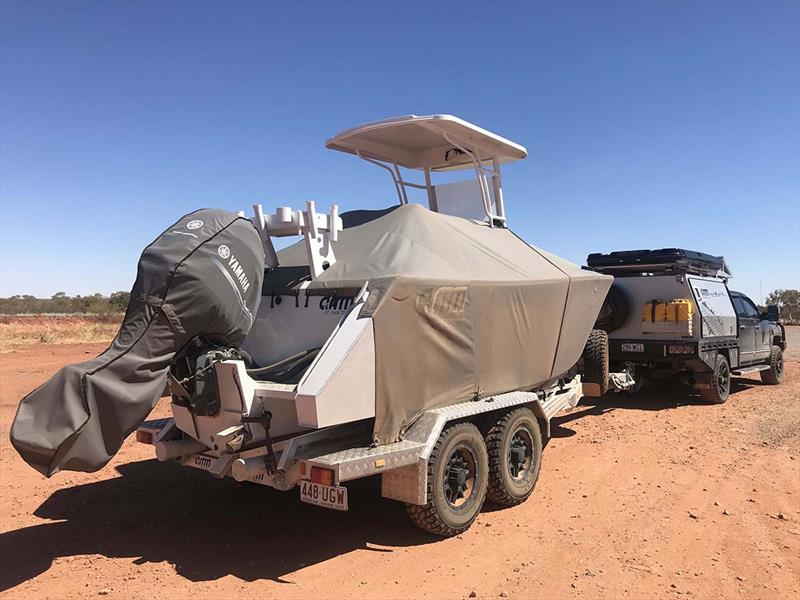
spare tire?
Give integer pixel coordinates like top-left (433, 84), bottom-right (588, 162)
top-left (595, 283), bottom-right (630, 333)
top-left (582, 329), bottom-right (609, 395)
top-left (11, 209), bottom-right (265, 477)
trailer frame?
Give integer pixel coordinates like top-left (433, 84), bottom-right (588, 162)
top-left (138, 375), bottom-right (585, 509)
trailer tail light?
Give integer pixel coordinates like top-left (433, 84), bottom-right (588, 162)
top-left (668, 344), bottom-right (694, 355)
top-left (135, 430), bottom-right (154, 444)
top-left (310, 466), bottom-right (334, 486)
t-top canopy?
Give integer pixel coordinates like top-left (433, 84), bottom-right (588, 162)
top-left (325, 114), bottom-right (528, 172)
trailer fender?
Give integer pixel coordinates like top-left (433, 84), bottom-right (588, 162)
top-left (382, 379), bottom-right (582, 506)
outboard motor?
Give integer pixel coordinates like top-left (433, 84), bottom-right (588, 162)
top-left (10, 209), bottom-right (265, 476)
top-left (168, 343), bottom-right (245, 416)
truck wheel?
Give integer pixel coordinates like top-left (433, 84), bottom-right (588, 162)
top-left (699, 354), bottom-right (730, 404)
top-left (485, 408), bottom-right (543, 507)
top-left (406, 422), bottom-right (488, 537)
top-left (761, 346), bottom-right (784, 385)
top-left (582, 329), bottom-right (609, 395)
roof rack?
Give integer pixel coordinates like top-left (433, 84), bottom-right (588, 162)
top-left (586, 248), bottom-right (732, 280)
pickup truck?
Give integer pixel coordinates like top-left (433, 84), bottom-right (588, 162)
top-left (586, 248), bottom-right (786, 404)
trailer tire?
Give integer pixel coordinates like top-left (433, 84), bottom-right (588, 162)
top-left (406, 422), bottom-right (488, 537)
top-left (761, 346), bottom-right (784, 385)
top-left (582, 329), bottom-right (609, 395)
top-left (699, 354), bottom-right (730, 404)
top-left (485, 408), bottom-right (543, 507)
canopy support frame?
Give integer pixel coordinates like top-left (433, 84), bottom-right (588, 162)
top-left (354, 145), bottom-right (507, 227)
top-left (438, 129), bottom-right (506, 227)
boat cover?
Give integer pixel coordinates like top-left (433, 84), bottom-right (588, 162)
top-left (276, 205), bottom-right (612, 444)
top-left (11, 209), bottom-right (264, 476)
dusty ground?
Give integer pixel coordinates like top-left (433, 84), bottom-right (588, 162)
top-left (0, 316), bottom-right (120, 351)
top-left (1, 331), bottom-right (798, 599)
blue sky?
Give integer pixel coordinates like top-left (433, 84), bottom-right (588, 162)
top-left (1, 1), bottom-right (798, 303)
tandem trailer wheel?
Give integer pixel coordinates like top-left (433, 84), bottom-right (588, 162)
top-left (485, 407), bottom-right (543, 507)
top-left (406, 422), bottom-right (489, 537)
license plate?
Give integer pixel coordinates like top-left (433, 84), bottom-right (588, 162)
top-left (299, 480), bottom-right (348, 511)
top-left (621, 343), bottom-right (645, 353)
top-left (186, 454), bottom-right (213, 471)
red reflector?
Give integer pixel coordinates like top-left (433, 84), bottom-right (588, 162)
top-left (668, 344), bottom-right (694, 355)
top-left (299, 462), bottom-right (306, 476)
top-left (310, 466), bottom-right (334, 486)
top-left (135, 430), bottom-right (153, 444)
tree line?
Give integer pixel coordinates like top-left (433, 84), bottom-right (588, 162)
top-left (764, 289), bottom-right (800, 325)
top-left (0, 289), bottom-right (797, 324)
top-left (0, 292), bottom-right (131, 315)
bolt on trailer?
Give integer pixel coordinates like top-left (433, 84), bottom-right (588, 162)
top-left (13, 115), bottom-right (612, 536)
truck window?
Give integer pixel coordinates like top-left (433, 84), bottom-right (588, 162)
top-left (740, 297), bottom-right (760, 319)
top-left (731, 297), bottom-right (747, 317)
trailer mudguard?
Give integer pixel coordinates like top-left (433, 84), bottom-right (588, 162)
top-left (10, 209), bottom-right (264, 476)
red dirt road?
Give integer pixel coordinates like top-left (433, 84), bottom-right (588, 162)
top-left (1, 340), bottom-right (799, 599)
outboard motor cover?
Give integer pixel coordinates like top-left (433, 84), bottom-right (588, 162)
top-left (10, 209), bottom-right (264, 476)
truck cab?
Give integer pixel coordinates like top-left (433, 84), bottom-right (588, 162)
top-left (729, 291), bottom-right (784, 366)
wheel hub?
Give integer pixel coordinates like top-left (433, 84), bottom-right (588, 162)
top-left (444, 448), bottom-right (475, 507)
top-left (717, 362), bottom-right (729, 396)
top-left (507, 430), bottom-right (532, 479)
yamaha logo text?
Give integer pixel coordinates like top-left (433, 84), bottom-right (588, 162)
top-left (218, 245), bottom-right (251, 294)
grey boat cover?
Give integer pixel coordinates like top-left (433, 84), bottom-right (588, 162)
top-left (11, 209), bottom-right (264, 476)
top-left (276, 204), bottom-right (613, 444)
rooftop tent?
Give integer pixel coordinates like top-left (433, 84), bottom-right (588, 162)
top-left (587, 248), bottom-right (732, 280)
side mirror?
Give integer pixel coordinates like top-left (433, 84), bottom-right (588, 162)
top-left (766, 305), bottom-right (780, 321)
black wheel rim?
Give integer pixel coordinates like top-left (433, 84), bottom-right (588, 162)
top-left (717, 361), bottom-right (730, 397)
top-left (443, 445), bottom-right (476, 509)
top-left (507, 427), bottom-right (533, 482)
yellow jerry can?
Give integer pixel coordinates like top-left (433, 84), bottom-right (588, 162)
top-left (667, 299), bottom-right (693, 322)
top-left (641, 302), bottom-right (653, 322)
top-left (642, 301), bottom-right (669, 322)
